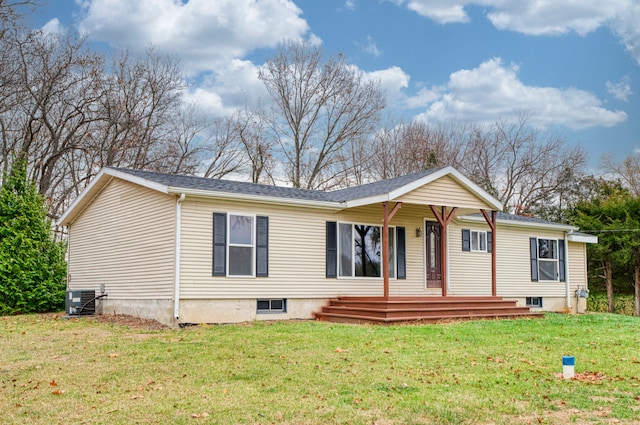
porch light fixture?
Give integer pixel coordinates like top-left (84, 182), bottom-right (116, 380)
top-left (416, 227), bottom-right (423, 238)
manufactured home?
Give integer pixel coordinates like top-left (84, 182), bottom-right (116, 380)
top-left (57, 166), bottom-right (597, 326)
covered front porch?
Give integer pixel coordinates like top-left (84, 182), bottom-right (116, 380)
top-left (315, 169), bottom-right (544, 324)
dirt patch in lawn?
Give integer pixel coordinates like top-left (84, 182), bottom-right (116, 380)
top-left (92, 313), bottom-right (170, 330)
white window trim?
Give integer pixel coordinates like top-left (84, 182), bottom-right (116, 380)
top-left (470, 230), bottom-right (487, 252)
top-left (537, 237), bottom-right (559, 282)
top-left (337, 221), bottom-right (396, 280)
top-left (257, 298), bottom-right (287, 313)
top-left (526, 297), bottom-right (543, 308)
top-left (227, 212), bottom-right (256, 278)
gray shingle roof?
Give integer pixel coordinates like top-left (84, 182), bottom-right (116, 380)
top-left (327, 168), bottom-right (444, 202)
top-left (467, 211), bottom-right (570, 227)
top-left (113, 167), bottom-right (446, 203)
top-left (112, 168), bottom-right (337, 202)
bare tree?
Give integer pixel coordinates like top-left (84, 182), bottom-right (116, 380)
top-left (367, 119), bottom-right (467, 180)
top-left (258, 40), bottom-right (386, 189)
top-left (233, 106), bottom-right (276, 184)
top-left (91, 47), bottom-right (185, 171)
top-left (5, 30), bottom-right (104, 201)
top-left (460, 113), bottom-right (587, 216)
top-left (601, 153), bottom-right (640, 197)
top-left (200, 114), bottom-right (247, 179)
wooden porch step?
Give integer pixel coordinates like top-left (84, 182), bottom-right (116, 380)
top-left (320, 305), bottom-right (534, 319)
top-left (314, 296), bottom-right (544, 325)
top-left (314, 310), bottom-right (543, 325)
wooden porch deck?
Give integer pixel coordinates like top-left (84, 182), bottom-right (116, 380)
top-left (314, 296), bottom-right (544, 324)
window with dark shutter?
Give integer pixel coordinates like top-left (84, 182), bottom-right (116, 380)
top-left (487, 231), bottom-right (493, 253)
top-left (212, 213), bottom-right (227, 276)
top-left (558, 239), bottom-right (566, 282)
top-left (530, 237), bottom-right (538, 282)
top-left (396, 227), bottom-right (406, 279)
top-left (462, 229), bottom-right (470, 251)
top-left (326, 221), bottom-right (337, 278)
top-left (256, 216), bottom-right (269, 277)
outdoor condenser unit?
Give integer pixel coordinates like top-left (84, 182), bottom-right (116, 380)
top-left (66, 290), bottom-right (97, 316)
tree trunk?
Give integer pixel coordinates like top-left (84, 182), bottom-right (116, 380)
top-left (604, 257), bottom-right (614, 313)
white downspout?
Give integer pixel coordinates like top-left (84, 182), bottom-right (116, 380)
top-left (174, 193), bottom-right (186, 321)
top-left (446, 228), bottom-right (450, 294)
top-left (564, 235), bottom-right (571, 311)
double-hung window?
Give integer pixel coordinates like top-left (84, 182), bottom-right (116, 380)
top-left (228, 214), bottom-right (255, 276)
top-left (471, 230), bottom-right (487, 252)
top-left (530, 237), bottom-right (565, 282)
top-left (213, 212), bottom-right (269, 277)
top-left (536, 238), bottom-right (558, 281)
top-left (461, 229), bottom-right (492, 253)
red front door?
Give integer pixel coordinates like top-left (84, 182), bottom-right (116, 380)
top-left (425, 221), bottom-right (442, 288)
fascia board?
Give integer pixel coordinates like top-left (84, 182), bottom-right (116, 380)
top-left (56, 169), bottom-right (111, 226)
top-left (168, 187), bottom-right (345, 211)
top-left (444, 167), bottom-right (503, 210)
top-left (107, 168), bottom-right (171, 193)
top-left (457, 214), bottom-right (578, 232)
top-left (343, 194), bottom-right (390, 208)
top-left (354, 166), bottom-right (503, 211)
top-left (567, 232), bottom-right (598, 244)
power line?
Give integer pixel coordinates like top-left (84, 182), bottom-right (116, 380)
top-left (578, 229), bottom-right (640, 233)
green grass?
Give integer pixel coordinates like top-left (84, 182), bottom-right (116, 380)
top-left (1, 313), bottom-right (640, 424)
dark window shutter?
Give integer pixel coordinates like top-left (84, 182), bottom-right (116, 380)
top-left (396, 227), bottom-right (406, 279)
top-left (213, 213), bottom-right (227, 276)
top-left (326, 221), bottom-right (337, 278)
top-left (462, 229), bottom-right (470, 251)
top-left (530, 237), bottom-right (538, 282)
top-left (558, 239), bottom-right (566, 282)
top-left (487, 231), bottom-right (493, 253)
top-left (256, 216), bottom-right (269, 277)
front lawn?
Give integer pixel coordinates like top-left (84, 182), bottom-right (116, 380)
top-left (1, 313), bottom-right (639, 424)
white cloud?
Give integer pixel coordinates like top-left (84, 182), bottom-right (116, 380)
top-left (606, 77), bottom-right (633, 101)
top-left (77, 0), bottom-right (310, 74)
top-left (344, 0), bottom-right (356, 11)
top-left (416, 58), bottom-right (627, 130)
top-left (404, 86), bottom-right (442, 109)
top-left (392, 0), bottom-right (469, 24)
top-left (182, 59), bottom-right (268, 117)
top-left (366, 66), bottom-right (410, 107)
top-left (394, 0), bottom-right (640, 64)
top-left (358, 36), bottom-right (381, 57)
top-left (610, 4), bottom-right (640, 66)
top-left (41, 18), bottom-right (65, 35)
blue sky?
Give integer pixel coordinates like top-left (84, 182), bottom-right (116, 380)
top-left (29, 0), bottom-right (640, 167)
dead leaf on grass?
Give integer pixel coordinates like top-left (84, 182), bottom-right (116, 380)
top-left (129, 394), bottom-right (144, 400)
top-left (51, 389), bottom-right (65, 396)
top-left (191, 412), bottom-right (209, 419)
top-left (335, 347), bottom-right (349, 353)
top-left (108, 353), bottom-right (119, 358)
top-left (49, 380), bottom-right (58, 387)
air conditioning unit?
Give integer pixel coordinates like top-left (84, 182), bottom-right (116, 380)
top-left (66, 290), bottom-right (97, 316)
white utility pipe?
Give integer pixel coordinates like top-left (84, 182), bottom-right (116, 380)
top-left (174, 193), bottom-right (186, 320)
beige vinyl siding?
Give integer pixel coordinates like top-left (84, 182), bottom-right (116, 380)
top-left (67, 178), bottom-right (176, 299)
top-left (396, 175), bottom-right (492, 210)
top-left (450, 221), bottom-right (570, 297)
top-left (568, 242), bottom-right (588, 292)
top-left (449, 222), bottom-right (492, 295)
top-left (179, 200), bottom-right (437, 299)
